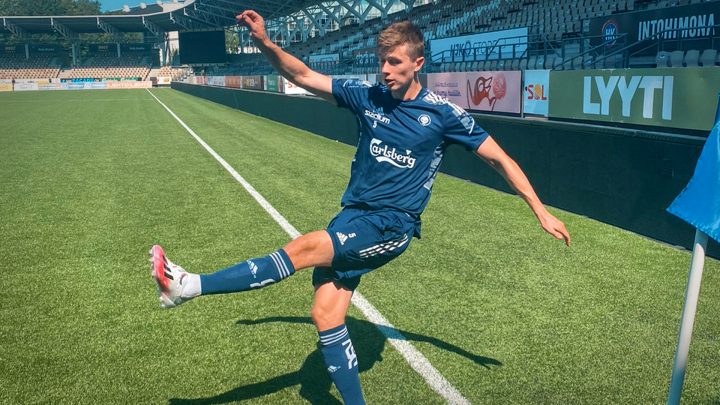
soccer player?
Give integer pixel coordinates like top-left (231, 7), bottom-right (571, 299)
top-left (150, 10), bottom-right (571, 405)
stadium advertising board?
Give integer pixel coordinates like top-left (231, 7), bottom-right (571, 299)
top-left (426, 71), bottom-right (522, 114)
top-left (156, 77), bottom-right (172, 85)
top-left (89, 44), bottom-right (114, 54)
top-left (122, 43), bottom-right (150, 52)
top-left (309, 53), bottom-right (340, 63)
top-left (549, 67), bottom-right (720, 131)
top-left (466, 71), bottom-right (521, 113)
top-left (88, 82), bottom-right (109, 90)
top-left (0, 45), bottom-right (23, 55)
top-left (225, 76), bottom-right (242, 88)
top-left (430, 27), bottom-right (528, 63)
top-left (0, 80), bottom-right (12, 92)
top-left (264, 75), bottom-right (281, 92)
top-left (14, 78), bottom-right (50, 84)
top-left (283, 77), bottom-right (313, 95)
top-left (427, 72), bottom-right (465, 106)
top-left (32, 45), bottom-right (59, 53)
top-left (207, 76), bottom-right (226, 87)
top-left (37, 83), bottom-right (64, 91)
top-left (332, 75), bottom-right (370, 82)
top-left (523, 70), bottom-right (550, 116)
top-left (241, 76), bottom-right (263, 90)
top-left (105, 81), bottom-right (152, 89)
top-left (589, 2), bottom-right (719, 52)
top-left (13, 82), bottom-right (38, 91)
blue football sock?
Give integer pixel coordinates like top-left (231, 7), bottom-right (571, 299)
top-left (318, 324), bottom-right (365, 405)
top-left (199, 249), bottom-right (295, 295)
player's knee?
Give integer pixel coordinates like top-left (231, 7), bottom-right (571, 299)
top-left (311, 302), bottom-right (343, 329)
top-left (284, 231), bottom-right (333, 270)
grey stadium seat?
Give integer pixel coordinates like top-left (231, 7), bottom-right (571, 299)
top-left (684, 50), bottom-right (699, 67)
top-left (519, 58), bottom-right (528, 70)
top-left (670, 50), bottom-right (684, 67)
top-left (527, 55), bottom-right (537, 69)
top-left (700, 49), bottom-right (717, 67)
top-left (656, 51), bottom-right (671, 67)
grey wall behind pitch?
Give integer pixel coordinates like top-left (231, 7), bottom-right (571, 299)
top-left (172, 82), bottom-right (717, 258)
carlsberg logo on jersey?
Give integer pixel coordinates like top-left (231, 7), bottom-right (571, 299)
top-left (370, 138), bottom-right (416, 169)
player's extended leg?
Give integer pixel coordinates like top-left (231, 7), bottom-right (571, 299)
top-left (312, 281), bottom-right (365, 405)
top-left (150, 230), bottom-right (333, 308)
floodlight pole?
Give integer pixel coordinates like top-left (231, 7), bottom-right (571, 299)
top-left (667, 229), bottom-right (708, 405)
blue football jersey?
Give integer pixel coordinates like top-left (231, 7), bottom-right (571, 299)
top-left (332, 78), bottom-right (489, 219)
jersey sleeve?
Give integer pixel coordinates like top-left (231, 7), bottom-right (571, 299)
top-left (332, 78), bottom-right (372, 113)
top-left (442, 102), bottom-right (489, 152)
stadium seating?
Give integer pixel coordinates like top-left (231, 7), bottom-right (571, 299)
top-left (0, 54), bottom-right (61, 79)
top-left (684, 49), bottom-right (700, 67)
top-left (700, 49), bottom-right (717, 67)
top-left (670, 50), bottom-right (685, 67)
top-left (2, 0), bottom-right (718, 79)
top-left (656, 51), bottom-right (671, 68)
top-left (59, 53), bottom-right (151, 80)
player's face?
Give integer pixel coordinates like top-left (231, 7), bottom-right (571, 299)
top-left (380, 44), bottom-right (424, 96)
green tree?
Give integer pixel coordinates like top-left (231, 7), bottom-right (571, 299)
top-left (0, 0), bottom-right (101, 16)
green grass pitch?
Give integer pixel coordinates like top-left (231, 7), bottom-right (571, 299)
top-left (0, 88), bottom-right (718, 404)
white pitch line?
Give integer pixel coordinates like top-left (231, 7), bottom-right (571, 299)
top-left (147, 89), bottom-right (471, 405)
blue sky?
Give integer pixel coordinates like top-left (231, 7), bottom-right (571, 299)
top-left (99, 0), bottom-right (140, 11)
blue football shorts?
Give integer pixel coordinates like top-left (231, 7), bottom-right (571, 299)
top-left (312, 207), bottom-right (417, 291)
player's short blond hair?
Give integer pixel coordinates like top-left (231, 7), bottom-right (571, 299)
top-left (377, 20), bottom-right (425, 60)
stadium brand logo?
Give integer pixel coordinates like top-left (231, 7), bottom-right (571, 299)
top-left (418, 114), bottom-right (432, 126)
top-left (369, 138), bottom-right (416, 169)
top-left (583, 75), bottom-right (673, 120)
top-left (638, 13), bottom-right (716, 41)
top-left (601, 19), bottom-right (620, 46)
top-left (525, 84), bottom-right (547, 100)
top-left (364, 109), bottom-right (390, 126)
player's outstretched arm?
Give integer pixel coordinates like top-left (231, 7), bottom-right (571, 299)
top-left (475, 136), bottom-right (571, 246)
top-left (237, 10), bottom-right (334, 104)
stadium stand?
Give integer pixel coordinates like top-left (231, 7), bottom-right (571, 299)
top-left (0, 54), bottom-right (61, 80)
top-left (0, 0), bottom-right (718, 80)
top-left (219, 0), bottom-right (719, 75)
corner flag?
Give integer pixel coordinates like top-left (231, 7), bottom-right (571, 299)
top-left (667, 122), bottom-right (720, 242)
top-left (665, 95), bottom-right (720, 405)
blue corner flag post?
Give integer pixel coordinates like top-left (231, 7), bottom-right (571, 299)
top-left (665, 94), bottom-right (720, 405)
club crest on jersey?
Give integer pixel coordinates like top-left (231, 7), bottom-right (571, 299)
top-left (418, 114), bottom-right (431, 126)
top-left (364, 109), bottom-right (390, 127)
top-left (369, 138), bottom-right (416, 169)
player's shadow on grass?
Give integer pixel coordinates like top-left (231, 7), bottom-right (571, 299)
top-left (169, 316), bottom-right (501, 404)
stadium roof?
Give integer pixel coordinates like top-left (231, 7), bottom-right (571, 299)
top-left (0, 0), bottom-right (321, 36)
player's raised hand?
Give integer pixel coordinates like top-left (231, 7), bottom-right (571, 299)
top-left (539, 212), bottom-right (571, 246)
top-left (236, 10), bottom-right (267, 42)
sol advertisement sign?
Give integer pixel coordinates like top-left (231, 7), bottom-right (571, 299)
top-left (523, 70), bottom-right (550, 116)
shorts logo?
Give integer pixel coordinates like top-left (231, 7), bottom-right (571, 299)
top-left (369, 138), bottom-right (416, 169)
top-left (418, 114), bottom-right (431, 126)
top-left (336, 232), bottom-right (356, 246)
